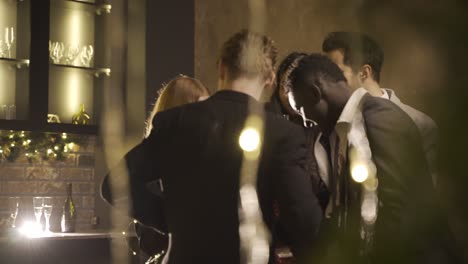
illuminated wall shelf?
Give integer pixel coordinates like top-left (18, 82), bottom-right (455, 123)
top-left (0, 58), bottom-right (30, 69)
top-left (51, 63), bottom-right (111, 77)
top-left (65, 0), bottom-right (111, 15)
top-left (0, 120), bottom-right (98, 134)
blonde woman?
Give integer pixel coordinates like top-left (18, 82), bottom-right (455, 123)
top-left (145, 75), bottom-right (210, 137)
top-left (102, 75), bottom-right (209, 263)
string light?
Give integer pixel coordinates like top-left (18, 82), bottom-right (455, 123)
top-left (0, 131), bottom-right (82, 163)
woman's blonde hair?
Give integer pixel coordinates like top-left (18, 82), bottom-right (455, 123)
top-left (145, 75), bottom-right (209, 137)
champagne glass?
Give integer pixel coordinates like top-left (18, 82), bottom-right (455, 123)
top-left (65, 44), bottom-right (80, 66)
top-left (8, 197), bottom-right (20, 228)
top-left (50, 42), bottom-right (64, 64)
top-left (80, 45), bottom-right (94, 67)
top-left (42, 197), bottom-right (53, 233)
top-left (5, 27), bottom-right (14, 58)
top-left (0, 40), bottom-right (5, 58)
top-left (32, 197), bottom-right (43, 228)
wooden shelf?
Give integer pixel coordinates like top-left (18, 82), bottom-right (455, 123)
top-left (0, 120), bottom-right (98, 135)
top-left (50, 63), bottom-right (111, 77)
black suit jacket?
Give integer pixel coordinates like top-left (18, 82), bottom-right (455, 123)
top-left (102, 90), bottom-right (323, 264)
top-left (318, 95), bottom-right (451, 263)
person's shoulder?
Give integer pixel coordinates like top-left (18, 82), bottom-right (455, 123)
top-left (265, 112), bottom-right (306, 139)
top-left (396, 102), bottom-right (438, 133)
top-left (387, 90), bottom-right (438, 130)
top-left (361, 95), bottom-right (418, 133)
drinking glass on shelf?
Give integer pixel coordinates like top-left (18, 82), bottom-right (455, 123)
top-left (0, 40), bottom-right (6, 58)
top-left (65, 44), bottom-right (81, 66)
top-left (80, 45), bottom-right (94, 67)
top-left (5, 27), bottom-right (14, 58)
top-left (8, 197), bottom-right (21, 228)
top-left (42, 197), bottom-right (53, 233)
top-left (0, 105), bottom-right (7, 119)
top-left (32, 197), bottom-right (43, 228)
top-left (49, 41), bottom-right (64, 64)
top-left (7, 104), bottom-right (16, 120)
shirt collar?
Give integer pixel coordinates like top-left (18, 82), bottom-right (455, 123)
top-left (336, 87), bottom-right (369, 125)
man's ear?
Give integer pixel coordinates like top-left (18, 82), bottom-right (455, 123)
top-left (359, 64), bottom-right (373, 81)
top-left (309, 81), bottom-right (322, 105)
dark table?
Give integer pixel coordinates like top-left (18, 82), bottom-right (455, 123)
top-left (0, 231), bottom-right (144, 264)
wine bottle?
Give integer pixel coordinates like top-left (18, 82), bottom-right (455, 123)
top-left (61, 183), bottom-right (76, 232)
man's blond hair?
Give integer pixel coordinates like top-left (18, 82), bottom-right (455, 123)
top-left (218, 30), bottom-right (278, 81)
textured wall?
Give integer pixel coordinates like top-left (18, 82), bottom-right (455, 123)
top-left (194, 0), bottom-right (452, 116)
top-left (0, 134), bottom-right (96, 232)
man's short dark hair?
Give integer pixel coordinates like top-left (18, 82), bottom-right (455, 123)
top-left (290, 53), bottom-right (346, 102)
top-left (322, 31), bottom-right (384, 82)
top-left (218, 30), bottom-right (278, 81)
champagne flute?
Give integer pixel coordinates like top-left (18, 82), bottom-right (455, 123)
top-left (5, 27), bottom-right (14, 58)
top-left (42, 197), bottom-right (53, 233)
top-left (32, 197), bottom-right (43, 228)
top-left (8, 197), bottom-right (20, 228)
top-left (80, 45), bottom-right (94, 67)
top-left (65, 44), bottom-right (80, 66)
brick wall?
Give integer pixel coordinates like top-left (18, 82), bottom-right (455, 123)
top-left (0, 133), bottom-right (97, 232)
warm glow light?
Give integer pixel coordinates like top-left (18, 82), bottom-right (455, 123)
top-left (47, 149), bottom-right (53, 155)
top-left (351, 164), bottom-right (369, 183)
top-left (239, 128), bottom-right (260, 152)
top-left (122, 231), bottom-right (126, 235)
top-left (67, 71), bottom-right (81, 119)
top-left (54, 145), bottom-right (59, 151)
top-left (68, 11), bottom-right (82, 47)
top-left (62, 133), bottom-right (67, 139)
top-left (361, 194), bottom-right (378, 224)
top-left (18, 221), bottom-right (43, 238)
top-left (67, 143), bottom-right (75, 151)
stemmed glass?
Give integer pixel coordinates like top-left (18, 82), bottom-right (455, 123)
top-left (42, 197), bottom-right (53, 233)
top-left (8, 197), bottom-right (20, 228)
top-left (0, 40), bottom-right (5, 58)
top-left (5, 27), bottom-right (14, 58)
top-left (32, 197), bottom-right (43, 228)
top-left (49, 41), bottom-right (64, 64)
top-left (65, 44), bottom-right (81, 66)
top-left (80, 45), bottom-right (94, 67)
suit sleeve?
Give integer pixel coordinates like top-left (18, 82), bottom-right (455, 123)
top-left (421, 118), bottom-right (439, 185)
top-left (363, 99), bottom-right (435, 247)
top-left (100, 113), bottom-right (168, 231)
top-left (272, 124), bottom-right (323, 259)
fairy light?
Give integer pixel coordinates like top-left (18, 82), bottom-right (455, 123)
top-left (54, 145), bottom-right (60, 151)
top-left (239, 128), bottom-right (260, 152)
top-left (351, 163), bottom-right (369, 183)
top-left (62, 133), bottom-right (67, 139)
top-left (10, 143), bottom-right (15, 147)
top-left (47, 149), bottom-right (53, 155)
